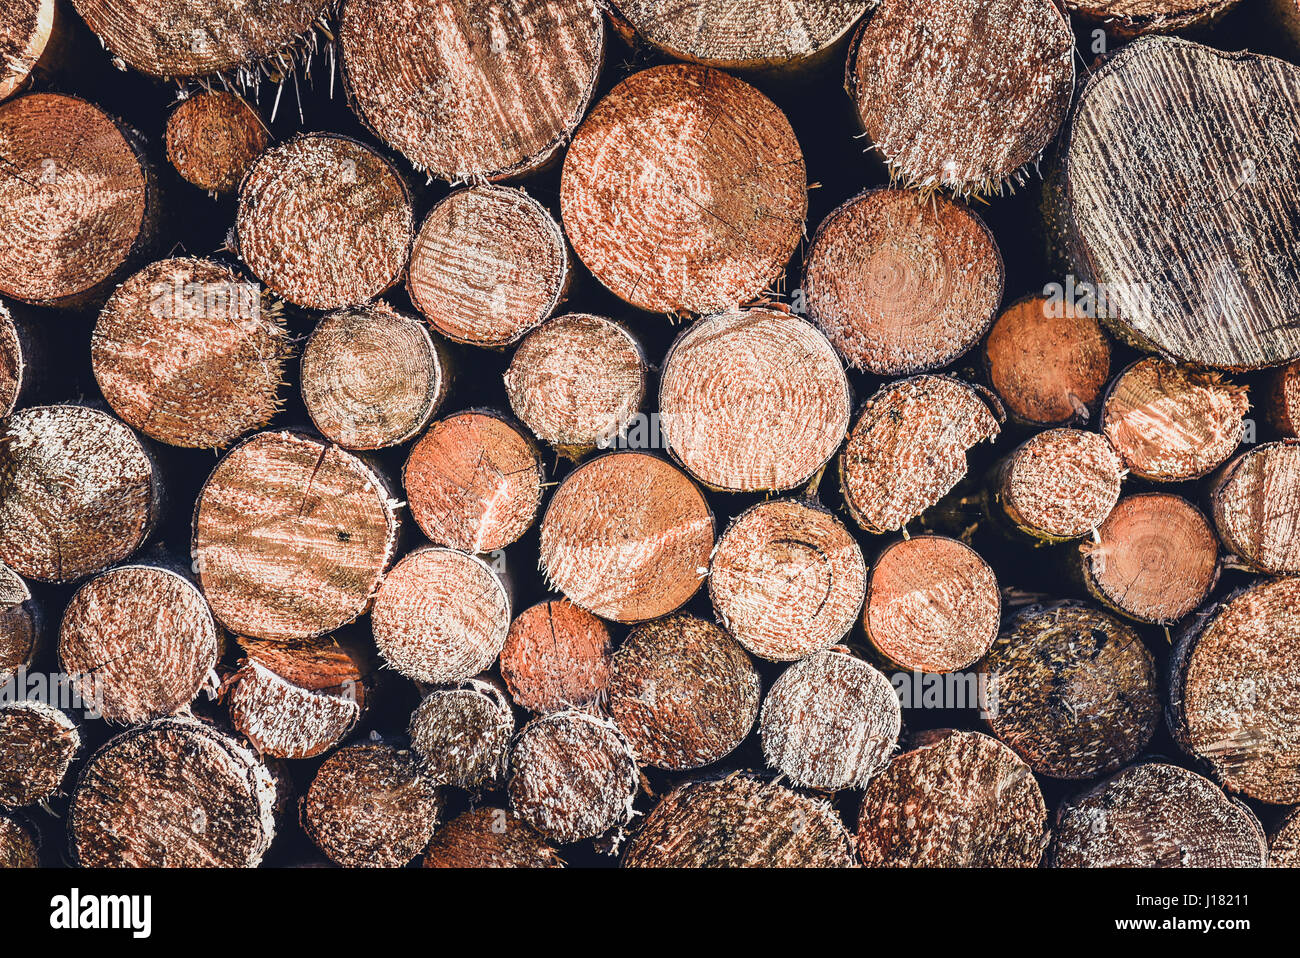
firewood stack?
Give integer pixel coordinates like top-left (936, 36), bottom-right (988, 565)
top-left (1, 0), bottom-right (1298, 870)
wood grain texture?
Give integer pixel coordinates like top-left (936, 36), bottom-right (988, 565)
top-left (1209, 440), bottom-right (1300, 575)
top-left (424, 806), bottom-right (563, 868)
top-left (0, 700), bottom-right (79, 808)
top-left (994, 428), bottom-right (1124, 541)
top-left (659, 309), bottom-right (850, 492)
top-left (1066, 37), bottom-right (1300, 369)
top-left (0, 812), bottom-right (38, 867)
top-left (0, 0), bottom-right (56, 101)
top-left (1271, 806), bottom-right (1300, 867)
top-left (1266, 359), bottom-right (1300, 437)
top-left (164, 90), bottom-right (268, 195)
top-left (409, 679), bottom-right (514, 789)
top-left (501, 599), bottom-right (612, 714)
top-left (805, 187), bottom-right (1004, 374)
top-left (561, 64), bottom-right (806, 314)
top-left (1050, 762), bottom-right (1268, 866)
top-left (1065, 0), bottom-right (1241, 36)
top-left (340, 0), bottom-right (605, 181)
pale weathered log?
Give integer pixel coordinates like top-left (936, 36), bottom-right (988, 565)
top-left (1209, 440), bottom-right (1300, 576)
top-left (408, 679), bottom-right (514, 789)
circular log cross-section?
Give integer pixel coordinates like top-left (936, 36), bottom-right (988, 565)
top-left (857, 729), bottom-right (1049, 867)
top-left (1267, 360), bottom-right (1300, 438)
top-left (984, 295), bottom-right (1112, 426)
top-left (165, 90), bottom-right (268, 195)
top-left (562, 64), bottom-right (807, 315)
top-left (225, 636), bottom-right (365, 760)
top-left (623, 775), bottom-right (856, 868)
top-left (1210, 441), bottom-right (1300, 576)
top-left (804, 188), bottom-right (1003, 374)
top-left (659, 310), bottom-right (850, 492)
top-left (864, 535), bottom-right (1000, 673)
top-left (409, 681), bottom-right (514, 789)
top-left (1100, 357), bottom-right (1249, 482)
top-left (340, 0), bottom-right (605, 181)
top-left (1079, 493), bottom-right (1220, 624)
top-left (977, 603), bottom-right (1160, 780)
top-left (612, 1), bottom-right (869, 72)
top-left (404, 411), bottom-right (545, 553)
top-left (994, 428), bottom-right (1124, 542)
top-left (1067, 37), bottom-right (1300, 369)
top-left (424, 807), bottom-right (563, 868)
top-left (508, 711), bottom-right (638, 844)
top-left (848, 0), bottom-right (1074, 194)
top-left (71, 0), bottom-right (329, 78)
top-left (0, 405), bottom-right (160, 584)
top-left (301, 744), bottom-right (443, 868)
top-left (236, 134), bottom-right (412, 310)
top-left (60, 565), bottom-right (219, 725)
top-left (1272, 808), bottom-right (1300, 868)
top-left (1065, 0), bottom-right (1241, 36)
top-left (709, 499), bottom-right (865, 662)
top-left (193, 430), bottom-right (400, 642)
top-left (760, 648), bottom-right (901, 790)
top-left (839, 375), bottom-right (1001, 534)
top-left (606, 614), bottom-right (760, 771)
top-left (371, 547), bottom-right (511, 686)
top-left (0, 701), bottom-right (79, 808)
top-left (408, 186), bottom-right (569, 347)
top-left (0, 0), bottom-right (56, 101)
top-left (0, 93), bottom-right (155, 307)
top-left (500, 599), bottom-right (612, 714)
top-left (301, 302), bottom-right (448, 451)
top-left (70, 719), bottom-right (276, 868)
top-left (0, 813), bottom-right (38, 868)
top-left (1051, 762), bottom-right (1268, 867)
top-left (92, 257), bottom-right (289, 449)
top-left (539, 452), bottom-right (715, 623)
top-left (504, 314), bottom-right (646, 454)
top-left (1170, 576), bottom-right (1300, 805)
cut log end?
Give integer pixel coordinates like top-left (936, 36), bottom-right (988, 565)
top-left (607, 614), bottom-right (760, 771)
top-left (979, 603), bottom-right (1160, 779)
top-left (408, 186), bottom-right (569, 347)
top-left (1066, 37), bottom-right (1300, 369)
top-left (165, 91), bottom-right (268, 195)
top-left (1210, 441), bottom-right (1300, 576)
top-left (371, 547), bottom-right (511, 686)
top-left (562, 64), bottom-right (807, 314)
top-left (60, 565), bottom-right (219, 725)
top-left (996, 428), bottom-right (1123, 541)
top-left (508, 710), bottom-right (638, 844)
top-left (539, 452), bottom-right (714, 623)
top-left (500, 599), bottom-right (612, 714)
top-left (0, 599), bottom-right (37, 682)
top-left (1080, 493), bottom-right (1219, 624)
top-left (1268, 360), bottom-right (1300, 437)
top-left (0, 405), bottom-right (160, 583)
top-left (409, 681), bottom-right (514, 789)
top-left (1101, 357), bottom-right (1249, 482)
top-left (856, 729), bottom-right (1049, 867)
top-left (760, 648), bottom-right (901, 790)
top-left (848, 0), bottom-right (1074, 194)
top-left (404, 411), bottom-right (545, 553)
top-left (0, 0), bottom-right (56, 100)
top-left (1170, 577), bottom-right (1300, 805)
top-left (92, 257), bottom-right (289, 449)
top-left (0, 701), bottom-right (79, 808)
top-left (709, 498), bottom-right (865, 662)
top-left (659, 310), bottom-right (851, 492)
top-left (236, 134), bottom-right (412, 310)
top-left (805, 188), bottom-right (1003, 374)
top-left (193, 430), bottom-right (399, 642)
top-left (1065, 0), bottom-right (1242, 36)
top-left (225, 635), bottom-right (365, 760)
top-left (302, 302), bottom-right (447, 451)
top-left (865, 535), bottom-right (1000, 673)
top-left (301, 743), bottom-right (443, 868)
top-left (840, 375), bottom-right (1001, 534)
top-left (70, 719), bottom-right (276, 868)
top-left (0, 812), bottom-right (38, 867)
top-left (1051, 763), bottom-right (1267, 867)
top-left (623, 775), bottom-right (856, 867)
top-left (0, 93), bottom-right (153, 306)
top-left (424, 807), bottom-right (563, 868)
top-left (340, 0), bottom-right (605, 181)
top-left (984, 295), bottom-right (1111, 426)
top-left (1271, 807), bottom-right (1300, 868)
top-left (0, 302), bottom-right (25, 418)
top-left (504, 313), bottom-right (646, 453)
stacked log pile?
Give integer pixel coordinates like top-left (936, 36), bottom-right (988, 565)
top-left (1, 0), bottom-right (1298, 871)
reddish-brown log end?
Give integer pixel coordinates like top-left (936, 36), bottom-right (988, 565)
top-left (500, 599), bottom-right (612, 714)
top-left (424, 807), bottom-right (563, 868)
top-left (0, 0), bottom-right (56, 101)
top-left (165, 91), bottom-right (268, 195)
top-left (0, 700), bottom-right (79, 808)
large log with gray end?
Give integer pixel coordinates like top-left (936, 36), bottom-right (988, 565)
top-left (1064, 37), bottom-right (1300, 369)
top-left (622, 775), bottom-right (856, 867)
top-left (1050, 762), bottom-right (1268, 867)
